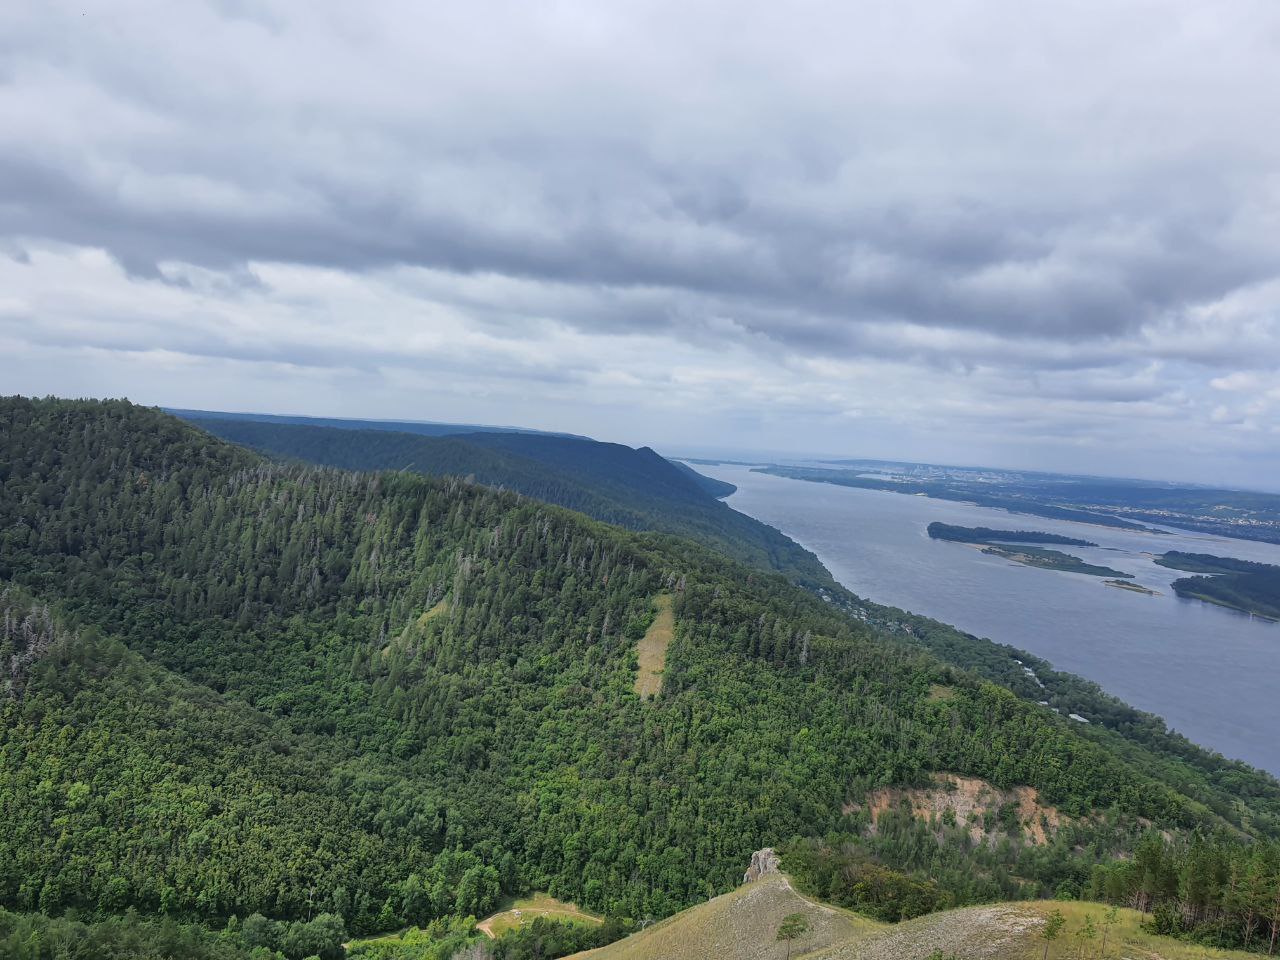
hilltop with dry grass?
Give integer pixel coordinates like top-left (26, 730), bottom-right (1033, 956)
top-left (567, 872), bottom-right (874, 960)
top-left (571, 864), bottom-right (1262, 960)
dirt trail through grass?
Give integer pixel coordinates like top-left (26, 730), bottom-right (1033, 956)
top-left (478, 893), bottom-right (602, 939)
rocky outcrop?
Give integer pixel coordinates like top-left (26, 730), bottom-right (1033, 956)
top-left (845, 772), bottom-right (1068, 847)
top-left (743, 847), bottom-right (780, 883)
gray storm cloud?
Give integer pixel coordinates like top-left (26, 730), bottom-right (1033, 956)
top-left (2, 0), bottom-right (1279, 485)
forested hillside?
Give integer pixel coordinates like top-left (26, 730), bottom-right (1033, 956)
top-left (183, 416), bottom-right (824, 587)
top-left (185, 414), bottom-right (1280, 794)
top-left (3, 398), bottom-right (1280, 956)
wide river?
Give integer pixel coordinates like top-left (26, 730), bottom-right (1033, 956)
top-left (697, 463), bottom-right (1280, 776)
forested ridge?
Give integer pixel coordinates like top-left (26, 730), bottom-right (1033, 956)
top-left (186, 414), bottom-right (1280, 789)
top-left (3, 397), bottom-right (1280, 957)
top-left (182, 416), bottom-right (823, 588)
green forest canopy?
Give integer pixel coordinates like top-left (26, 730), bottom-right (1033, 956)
top-left (1156, 553), bottom-right (1280, 620)
top-left (2, 397), bottom-right (1280, 955)
top-left (183, 416), bottom-right (824, 588)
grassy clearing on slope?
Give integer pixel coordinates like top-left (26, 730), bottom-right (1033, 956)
top-left (819, 900), bottom-right (1263, 960)
top-left (1023, 901), bottom-right (1260, 960)
top-left (383, 598), bottom-right (450, 659)
top-left (347, 927), bottom-right (413, 949)
top-left (633, 594), bottom-right (674, 698)
top-left (417, 598), bottom-right (449, 625)
top-left (478, 893), bottom-right (603, 939)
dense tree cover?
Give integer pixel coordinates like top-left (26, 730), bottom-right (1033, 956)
top-left (1155, 553), bottom-right (1278, 576)
top-left (229, 913), bottom-right (347, 959)
top-left (787, 800), bottom-right (1165, 922)
top-left (347, 916), bottom-right (633, 960)
top-left (1088, 834), bottom-right (1280, 954)
top-left (188, 413), bottom-right (1280, 814)
top-left (2, 396), bottom-right (1280, 944)
top-left (170, 408), bottom-right (585, 441)
top-left (1156, 551), bottom-right (1280, 620)
top-left (347, 917), bottom-right (482, 960)
top-left (487, 917), bottom-right (634, 959)
top-left (1170, 571), bottom-right (1280, 621)
top-left (0, 907), bottom-right (267, 960)
top-left (0, 906), bottom-right (348, 960)
top-left (926, 523), bottom-right (1096, 547)
top-left (185, 417), bottom-right (827, 588)
top-left (1148, 553), bottom-right (1280, 620)
top-left (785, 837), bottom-right (945, 922)
top-left (833, 593), bottom-right (1280, 838)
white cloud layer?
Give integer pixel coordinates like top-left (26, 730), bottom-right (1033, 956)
top-left (2, 0), bottom-right (1279, 486)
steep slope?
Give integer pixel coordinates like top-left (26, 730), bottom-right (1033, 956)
top-left (175, 413), bottom-right (1280, 822)
top-left (670, 458), bottom-right (737, 499)
top-left (182, 414), bottom-right (828, 586)
top-left (2, 397), bottom-right (1279, 943)
top-left (181, 416), bottom-right (1280, 820)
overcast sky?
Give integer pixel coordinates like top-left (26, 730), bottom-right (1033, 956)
top-left (3, 1), bottom-right (1280, 487)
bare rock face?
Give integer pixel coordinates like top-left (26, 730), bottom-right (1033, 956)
top-left (743, 847), bottom-right (780, 883)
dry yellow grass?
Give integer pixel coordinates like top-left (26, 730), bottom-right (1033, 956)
top-left (381, 599), bottom-right (449, 659)
top-left (568, 872), bottom-right (875, 960)
top-left (814, 904), bottom-right (1035, 960)
top-left (566, 879), bottom-right (1258, 960)
top-left (633, 594), bottom-right (674, 698)
top-left (1016, 901), bottom-right (1260, 960)
top-left (418, 598), bottom-right (449, 625)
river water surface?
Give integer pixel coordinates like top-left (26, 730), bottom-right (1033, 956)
top-left (697, 463), bottom-right (1280, 776)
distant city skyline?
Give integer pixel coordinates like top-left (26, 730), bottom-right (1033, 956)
top-left (3, 1), bottom-right (1279, 489)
